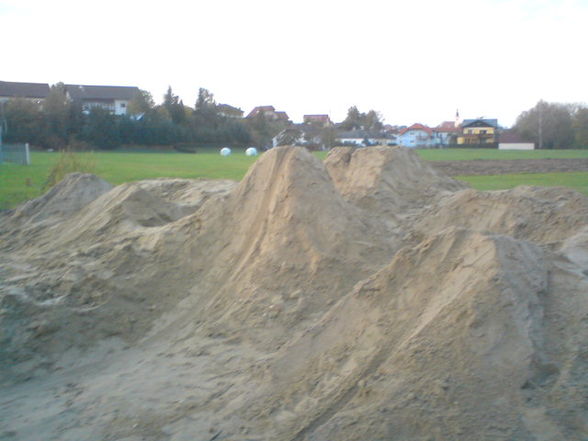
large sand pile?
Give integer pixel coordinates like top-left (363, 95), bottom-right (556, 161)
top-left (0, 146), bottom-right (586, 441)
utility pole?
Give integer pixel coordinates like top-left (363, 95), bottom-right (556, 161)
top-left (538, 102), bottom-right (544, 149)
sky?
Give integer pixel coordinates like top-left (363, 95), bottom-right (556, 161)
top-left (1, 0), bottom-right (586, 128)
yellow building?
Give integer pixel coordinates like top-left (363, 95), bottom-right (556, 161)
top-left (457, 118), bottom-right (498, 145)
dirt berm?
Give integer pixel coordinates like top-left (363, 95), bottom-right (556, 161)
top-left (0, 146), bottom-right (586, 441)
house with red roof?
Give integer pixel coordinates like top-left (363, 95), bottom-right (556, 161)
top-left (246, 106), bottom-right (290, 122)
top-left (397, 123), bottom-right (434, 147)
top-left (303, 114), bottom-right (332, 127)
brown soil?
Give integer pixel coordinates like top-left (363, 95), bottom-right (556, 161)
top-left (431, 157), bottom-right (588, 175)
top-left (1, 147), bottom-right (587, 441)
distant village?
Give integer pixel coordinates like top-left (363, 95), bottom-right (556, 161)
top-left (0, 81), bottom-right (533, 150)
top-left (253, 106), bottom-right (526, 150)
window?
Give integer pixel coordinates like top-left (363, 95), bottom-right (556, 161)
top-left (120, 103), bottom-right (126, 108)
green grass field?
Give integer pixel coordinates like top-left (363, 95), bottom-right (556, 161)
top-left (1, 148), bottom-right (587, 209)
top-left (0, 150), bottom-right (258, 209)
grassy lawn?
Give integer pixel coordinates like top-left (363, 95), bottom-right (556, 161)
top-left (0, 150), bottom-right (258, 209)
top-left (1, 148), bottom-right (588, 209)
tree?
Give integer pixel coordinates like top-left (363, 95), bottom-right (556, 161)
top-left (128, 89), bottom-right (154, 115)
top-left (340, 106), bottom-right (362, 130)
top-left (162, 86), bottom-right (186, 125)
top-left (43, 82), bottom-right (71, 147)
top-left (274, 127), bottom-right (302, 146)
top-left (365, 110), bottom-right (384, 130)
top-left (2, 98), bottom-right (44, 144)
top-left (81, 106), bottom-right (121, 149)
top-left (514, 100), bottom-right (574, 149)
top-left (573, 106), bottom-right (588, 148)
top-left (340, 106), bottom-right (384, 131)
top-left (193, 88), bottom-right (219, 128)
top-left (246, 112), bottom-right (288, 149)
top-left (67, 99), bottom-right (85, 139)
top-left (320, 125), bottom-right (337, 150)
top-left (195, 87), bottom-right (215, 112)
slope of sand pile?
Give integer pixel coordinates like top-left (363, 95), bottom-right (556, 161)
top-left (0, 146), bottom-right (586, 441)
top-left (325, 146), bottom-right (466, 214)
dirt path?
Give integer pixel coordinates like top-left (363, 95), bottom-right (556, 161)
top-left (430, 158), bottom-right (588, 176)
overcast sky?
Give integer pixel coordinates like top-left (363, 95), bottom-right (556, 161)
top-left (1, 0), bottom-right (586, 127)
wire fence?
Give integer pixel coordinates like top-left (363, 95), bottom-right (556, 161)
top-left (0, 143), bottom-right (31, 165)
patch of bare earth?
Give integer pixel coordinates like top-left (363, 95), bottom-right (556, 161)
top-left (431, 157), bottom-right (588, 175)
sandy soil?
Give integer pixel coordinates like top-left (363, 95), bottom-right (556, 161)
top-left (431, 157), bottom-right (588, 175)
top-left (0, 146), bottom-right (587, 441)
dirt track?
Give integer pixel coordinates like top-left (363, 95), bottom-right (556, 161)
top-left (431, 158), bottom-right (588, 176)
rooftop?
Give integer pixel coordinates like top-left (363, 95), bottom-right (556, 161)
top-left (65, 84), bottom-right (140, 101)
top-left (0, 81), bottom-right (50, 99)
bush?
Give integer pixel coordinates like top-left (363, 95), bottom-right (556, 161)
top-left (43, 149), bottom-right (97, 190)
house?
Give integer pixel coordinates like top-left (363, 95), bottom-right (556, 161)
top-left (246, 105), bottom-right (274, 118)
top-left (432, 121), bottom-right (460, 146)
top-left (457, 118), bottom-right (498, 145)
top-left (273, 126), bottom-right (394, 149)
top-left (336, 130), bottom-right (392, 147)
top-left (498, 130), bottom-right (535, 150)
top-left (272, 125), bottom-right (322, 148)
top-left (274, 111), bottom-right (289, 122)
top-left (64, 84), bottom-right (140, 115)
top-left (303, 114), bottom-right (332, 127)
top-left (246, 105), bottom-right (290, 122)
top-left (0, 81), bottom-right (50, 105)
top-left (397, 123), bottom-right (434, 148)
top-left (216, 103), bottom-right (244, 118)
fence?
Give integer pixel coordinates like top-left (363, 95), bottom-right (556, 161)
top-left (0, 143), bottom-right (31, 165)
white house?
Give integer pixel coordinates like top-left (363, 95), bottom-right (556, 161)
top-left (336, 130), bottom-right (393, 146)
top-left (65, 84), bottom-right (140, 115)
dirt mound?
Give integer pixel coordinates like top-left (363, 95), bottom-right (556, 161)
top-left (10, 173), bottom-right (113, 223)
top-left (0, 173), bottom-right (113, 250)
top-left (247, 228), bottom-right (587, 440)
top-left (173, 147), bottom-right (401, 347)
top-left (325, 146), bottom-right (466, 213)
top-left (416, 185), bottom-right (588, 246)
top-left (0, 177), bottom-right (236, 383)
top-left (1, 146), bottom-right (587, 441)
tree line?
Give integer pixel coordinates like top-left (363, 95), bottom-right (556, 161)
top-left (514, 100), bottom-right (588, 149)
top-left (0, 84), bottom-right (290, 150)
